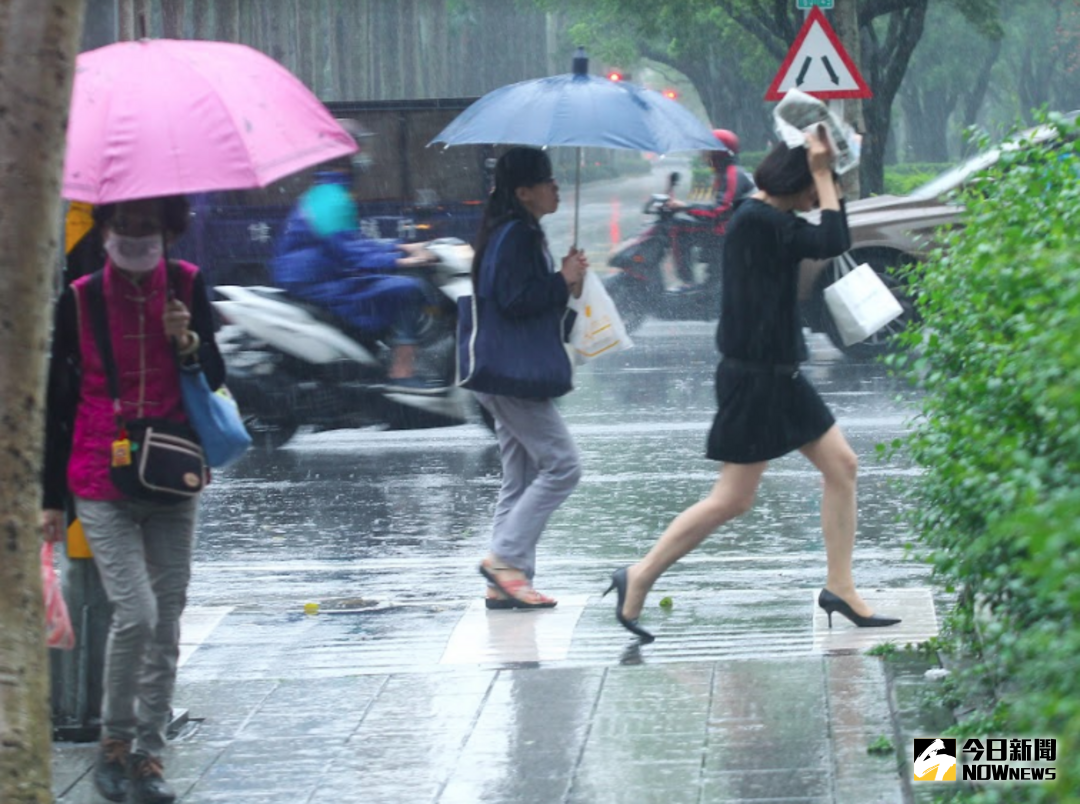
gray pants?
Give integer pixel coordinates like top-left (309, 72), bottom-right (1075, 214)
top-left (75, 495), bottom-right (198, 756)
top-left (475, 393), bottom-right (581, 580)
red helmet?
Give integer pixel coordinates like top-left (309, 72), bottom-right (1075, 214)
top-left (712, 128), bottom-right (739, 154)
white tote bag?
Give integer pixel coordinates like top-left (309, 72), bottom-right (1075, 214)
top-left (567, 271), bottom-right (633, 362)
top-left (823, 254), bottom-right (904, 346)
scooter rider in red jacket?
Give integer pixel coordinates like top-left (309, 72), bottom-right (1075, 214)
top-left (666, 129), bottom-right (756, 289)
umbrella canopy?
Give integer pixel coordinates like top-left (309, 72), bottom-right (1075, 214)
top-left (429, 50), bottom-right (724, 243)
top-left (63, 38), bottom-right (357, 204)
top-left (429, 53), bottom-right (721, 155)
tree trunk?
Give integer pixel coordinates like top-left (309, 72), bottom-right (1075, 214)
top-left (291, 0), bottom-right (312, 91)
top-left (161, 0), bottom-right (185, 38)
top-left (831, 0), bottom-right (865, 198)
top-left (0, 3), bottom-right (85, 803)
top-left (117, 0), bottom-right (134, 39)
top-left (546, 10), bottom-right (562, 77)
top-left (134, 0), bottom-right (149, 36)
top-left (1018, 30), bottom-right (1058, 118)
top-left (263, 0), bottom-right (285, 67)
top-left (652, 43), bottom-right (771, 157)
top-left (900, 85), bottom-right (953, 162)
top-left (330, 0), bottom-right (348, 100)
top-left (351, 0), bottom-right (371, 100)
top-left (858, 0), bottom-right (929, 195)
top-left (961, 36), bottom-right (1001, 127)
top-left (191, 0), bottom-right (210, 39)
top-left (214, 0), bottom-right (239, 42)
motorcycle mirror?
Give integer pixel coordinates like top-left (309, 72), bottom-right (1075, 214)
top-left (669, 171), bottom-right (681, 186)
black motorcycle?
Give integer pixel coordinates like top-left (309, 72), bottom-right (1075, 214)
top-left (603, 172), bottom-right (723, 333)
top-left (604, 172), bottom-right (911, 358)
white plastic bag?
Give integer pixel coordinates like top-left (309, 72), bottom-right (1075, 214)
top-left (567, 272), bottom-right (633, 361)
top-left (774, 89), bottom-right (860, 175)
top-left (823, 255), bottom-right (904, 346)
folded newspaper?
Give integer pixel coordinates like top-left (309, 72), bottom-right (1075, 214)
top-left (773, 89), bottom-right (860, 174)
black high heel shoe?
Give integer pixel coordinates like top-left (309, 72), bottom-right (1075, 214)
top-left (818, 589), bottom-right (901, 628)
top-left (604, 568), bottom-right (655, 644)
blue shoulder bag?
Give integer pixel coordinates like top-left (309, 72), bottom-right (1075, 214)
top-left (169, 264), bottom-right (252, 468)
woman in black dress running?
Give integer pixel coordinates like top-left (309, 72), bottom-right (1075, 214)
top-left (606, 127), bottom-right (900, 642)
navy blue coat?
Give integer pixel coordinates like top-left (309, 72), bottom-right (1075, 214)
top-left (461, 220), bottom-right (574, 399)
top-left (270, 181), bottom-right (420, 336)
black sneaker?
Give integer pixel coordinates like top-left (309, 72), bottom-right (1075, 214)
top-left (92, 737), bottom-right (131, 802)
top-left (130, 752), bottom-right (177, 804)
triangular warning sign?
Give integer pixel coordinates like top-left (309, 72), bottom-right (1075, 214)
top-left (766, 7), bottom-right (872, 101)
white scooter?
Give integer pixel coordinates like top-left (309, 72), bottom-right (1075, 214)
top-left (212, 239), bottom-right (484, 448)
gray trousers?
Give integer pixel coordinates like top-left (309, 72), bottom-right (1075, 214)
top-left (75, 495), bottom-right (198, 756)
top-left (475, 393), bottom-right (581, 580)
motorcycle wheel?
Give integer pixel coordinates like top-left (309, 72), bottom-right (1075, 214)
top-left (603, 271), bottom-right (649, 334)
top-left (816, 248), bottom-right (919, 359)
top-left (243, 415), bottom-right (299, 450)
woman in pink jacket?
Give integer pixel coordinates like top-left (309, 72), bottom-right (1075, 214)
top-left (41, 196), bottom-right (224, 804)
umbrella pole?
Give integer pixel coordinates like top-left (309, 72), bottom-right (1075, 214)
top-left (573, 146), bottom-right (582, 249)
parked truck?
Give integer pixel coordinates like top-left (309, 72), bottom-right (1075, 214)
top-left (172, 97), bottom-right (494, 286)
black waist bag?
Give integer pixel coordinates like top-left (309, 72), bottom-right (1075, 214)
top-left (109, 418), bottom-right (206, 504)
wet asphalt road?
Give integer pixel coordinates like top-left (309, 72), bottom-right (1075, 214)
top-left (184, 159), bottom-right (934, 670)
top-left (189, 322), bottom-right (929, 632)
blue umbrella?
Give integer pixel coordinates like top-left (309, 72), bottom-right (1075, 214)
top-left (430, 49), bottom-right (724, 242)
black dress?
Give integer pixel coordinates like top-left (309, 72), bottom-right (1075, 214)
top-left (706, 197), bottom-right (850, 464)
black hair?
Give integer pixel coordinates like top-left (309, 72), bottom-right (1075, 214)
top-left (92, 195), bottom-right (191, 237)
top-left (471, 147), bottom-right (553, 280)
top-left (753, 142), bottom-right (814, 197)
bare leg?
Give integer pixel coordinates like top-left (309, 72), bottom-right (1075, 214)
top-left (388, 344), bottom-right (416, 379)
top-left (621, 461), bottom-right (767, 620)
top-left (798, 425), bottom-right (874, 617)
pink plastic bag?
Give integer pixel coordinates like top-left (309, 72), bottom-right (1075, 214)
top-left (41, 542), bottom-right (76, 650)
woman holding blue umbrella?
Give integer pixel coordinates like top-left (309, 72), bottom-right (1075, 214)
top-left (464, 147), bottom-right (589, 609)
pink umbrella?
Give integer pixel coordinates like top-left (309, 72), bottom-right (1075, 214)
top-left (63, 38), bottom-right (356, 204)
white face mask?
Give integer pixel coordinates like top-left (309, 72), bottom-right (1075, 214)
top-left (105, 232), bottom-right (163, 274)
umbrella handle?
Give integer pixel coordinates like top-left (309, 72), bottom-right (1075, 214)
top-left (162, 228), bottom-right (175, 301)
top-left (572, 146), bottom-right (581, 249)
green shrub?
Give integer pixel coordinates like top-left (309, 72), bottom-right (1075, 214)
top-left (883, 162), bottom-right (951, 196)
top-left (690, 165), bottom-right (712, 194)
top-left (894, 112), bottom-right (1080, 802)
top-left (740, 149), bottom-right (767, 174)
top-left (687, 150), bottom-right (765, 198)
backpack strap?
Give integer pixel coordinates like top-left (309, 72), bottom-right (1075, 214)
top-left (477, 221), bottom-right (516, 297)
top-left (460, 222), bottom-right (516, 388)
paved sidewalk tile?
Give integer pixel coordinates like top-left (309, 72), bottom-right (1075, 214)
top-left (54, 604), bottom-right (910, 803)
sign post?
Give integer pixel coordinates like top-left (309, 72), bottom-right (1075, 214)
top-left (767, 6), bottom-right (871, 101)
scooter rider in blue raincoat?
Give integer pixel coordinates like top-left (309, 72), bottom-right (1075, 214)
top-left (271, 119), bottom-right (444, 394)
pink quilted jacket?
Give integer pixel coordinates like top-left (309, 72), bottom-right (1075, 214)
top-left (68, 259), bottom-right (198, 500)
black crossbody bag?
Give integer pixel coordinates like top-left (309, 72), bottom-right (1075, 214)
top-left (85, 270), bottom-right (206, 503)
